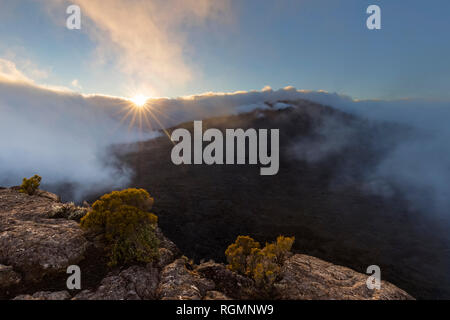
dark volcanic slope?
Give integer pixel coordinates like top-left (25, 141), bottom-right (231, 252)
top-left (111, 99), bottom-right (449, 299)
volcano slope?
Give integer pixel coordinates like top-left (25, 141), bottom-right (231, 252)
top-left (106, 99), bottom-right (450, 299)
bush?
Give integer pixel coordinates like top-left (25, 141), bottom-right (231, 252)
top-left (80, 188), bottom-right (159, 266)
top-left (225, 235), bottom-right (295, 293)
top-left (49, 202), bottom-right (88, 221)
top-left (19, 175), bottom-right (42, 195)
top-left (225, 236), bottom-right (260, 275)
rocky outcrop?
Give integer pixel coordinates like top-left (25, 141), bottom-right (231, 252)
top-left (0, 188), bottom-right (89, 290)
top-left (274, 254), bottom-right (414, 300)
top-left (0, 187), bottom-right (414, 300)
top-left (74, 265), bottom-right (159, 300)
top-left (156, 258), bottom-right (215, 300)
top-left (195, 261), bottom-right (254, 299)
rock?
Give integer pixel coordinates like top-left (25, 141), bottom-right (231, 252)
top-left (0, 189), bottom-right (89, 284)
top-left (273, 254), bottom-right (414, 300)
top-left (157, 247), bottom-right (175, 269)
top-left (196, 261), bottom-right (254, 299)
top-left (73, 265), bottom-right (159, 300)
top-left (204, 290), bottom-right (231, 300)
top-left (156, 227), bottom-right (181, 257)
top-left (157, 258), bottom-right (215, 300)
top-left (13, 291), bottom-right (71, 300)
top-left (35, 190), bottom-right (61, 202)
top-left (0, 265), bottom-right (21, 289)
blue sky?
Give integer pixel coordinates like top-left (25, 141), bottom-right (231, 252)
top-left (0, 0), bottom-right (449, 100)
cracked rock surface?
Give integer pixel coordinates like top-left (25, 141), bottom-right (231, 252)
top-left (0, 189), bottom-right (88, 288)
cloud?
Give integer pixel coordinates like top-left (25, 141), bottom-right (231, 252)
top-left (71, 79), bottom-right (82, 89)
top-left (0, 57), bottom-right (72, 92)
top-left (0, 76), bottom-right (159, 200)
top-left (2, 73), bottom-right (450, 215)
top-left (47, 0), bottom-right (232, 95)
top-left (0, 58), bottom-right (33, 83)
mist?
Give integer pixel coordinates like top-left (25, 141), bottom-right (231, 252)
top-left (1, 75), bottom-right (449, 215)
top-left (0, 80), bottom-right (159, 200)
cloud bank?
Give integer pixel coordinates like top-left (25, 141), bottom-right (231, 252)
top-left (0, 63), bottom-right (159, 200)
top-left (1, 60), bottom-right (450, 215)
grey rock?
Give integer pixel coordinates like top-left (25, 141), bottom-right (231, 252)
top-left (156, 227), bottom-right (180, 256)
top-left (274, 254), bottom-right (414, 300)
top-left (35, 190), bottom-right (61, 202)
top-left (157, 247), bottom-right (175, 269)
top-left (196, 261), bottom-right (254, 299)
top-left (157, 258), bottom-right (215, 300)
top-left (13, 291), bottom-right (71, 300)
top-left (0, 189), bottom-right (89, 283)
top-left (73, 265), bottom-right (159, 300)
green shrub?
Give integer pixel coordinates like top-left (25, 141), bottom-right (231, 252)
top-left (225, 235), bottom-right (295, 292)
top-left (19, 175), bottom-right (41, 195)
top-left (81, 188), bottom-right (159, 266)
top-left (225, 235), bottom-right (260, 275)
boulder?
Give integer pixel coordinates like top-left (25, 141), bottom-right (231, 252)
top-left (35, 190), bottom-right (61, 202)
top-left (156, 227), bottom-right (180, 257)
top-left (196, 261), bottom-right (254, 299)
top-left (0, 189), bottom-right (89, 283)
top-left (273, 254), bottom-right (414, 300)
top-left (73, 265), bottom-right (159, 300)
top-left (157, 247), bottom-right (175, 269)
top-left (157, 258), bottom-right (215, 300)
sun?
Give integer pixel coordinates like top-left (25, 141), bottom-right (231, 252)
top-left (130, 95), bottom-right (148, 107)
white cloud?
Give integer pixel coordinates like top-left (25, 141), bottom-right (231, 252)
top-left (0, 77), bottom-right (158, 200)
top-left (0, 58), bottom-right (33, 83)
top-left (46, 0), bottom-right (232, 95)
top-left (2, 75), bottom-right (450, 214)
top-left (71, 79), bottom-right (82, 89)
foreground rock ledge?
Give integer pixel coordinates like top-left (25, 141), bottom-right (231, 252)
top-left (274, 254), bottom-right (413, 300)
top-left (0, 188), bottom-right (88, 288)
top-left (0, 188), bottom-right (413, 300)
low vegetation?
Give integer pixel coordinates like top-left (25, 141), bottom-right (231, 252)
top-left (80, 188), bottom-right (159, 266)
top-left (225, 235), bottom-right (295, 293)
top-left (49, 202), bottom-right (88, 221)
top-left (19, 174), bottom-right (41, 195)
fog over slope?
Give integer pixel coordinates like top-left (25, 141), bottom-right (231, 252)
top-left (1, 71), bottom-right (449, 215)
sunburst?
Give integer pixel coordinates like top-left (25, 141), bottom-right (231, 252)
top-left (116, 95), bottom-right (174, 144)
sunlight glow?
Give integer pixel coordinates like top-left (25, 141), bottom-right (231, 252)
top-left (118, 95), bottom-right (174, 145)
top-left (130, 95), bottom-right (148, 107)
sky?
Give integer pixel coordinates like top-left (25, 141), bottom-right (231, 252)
top-left (0, 0), bottom-right (449, 100)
